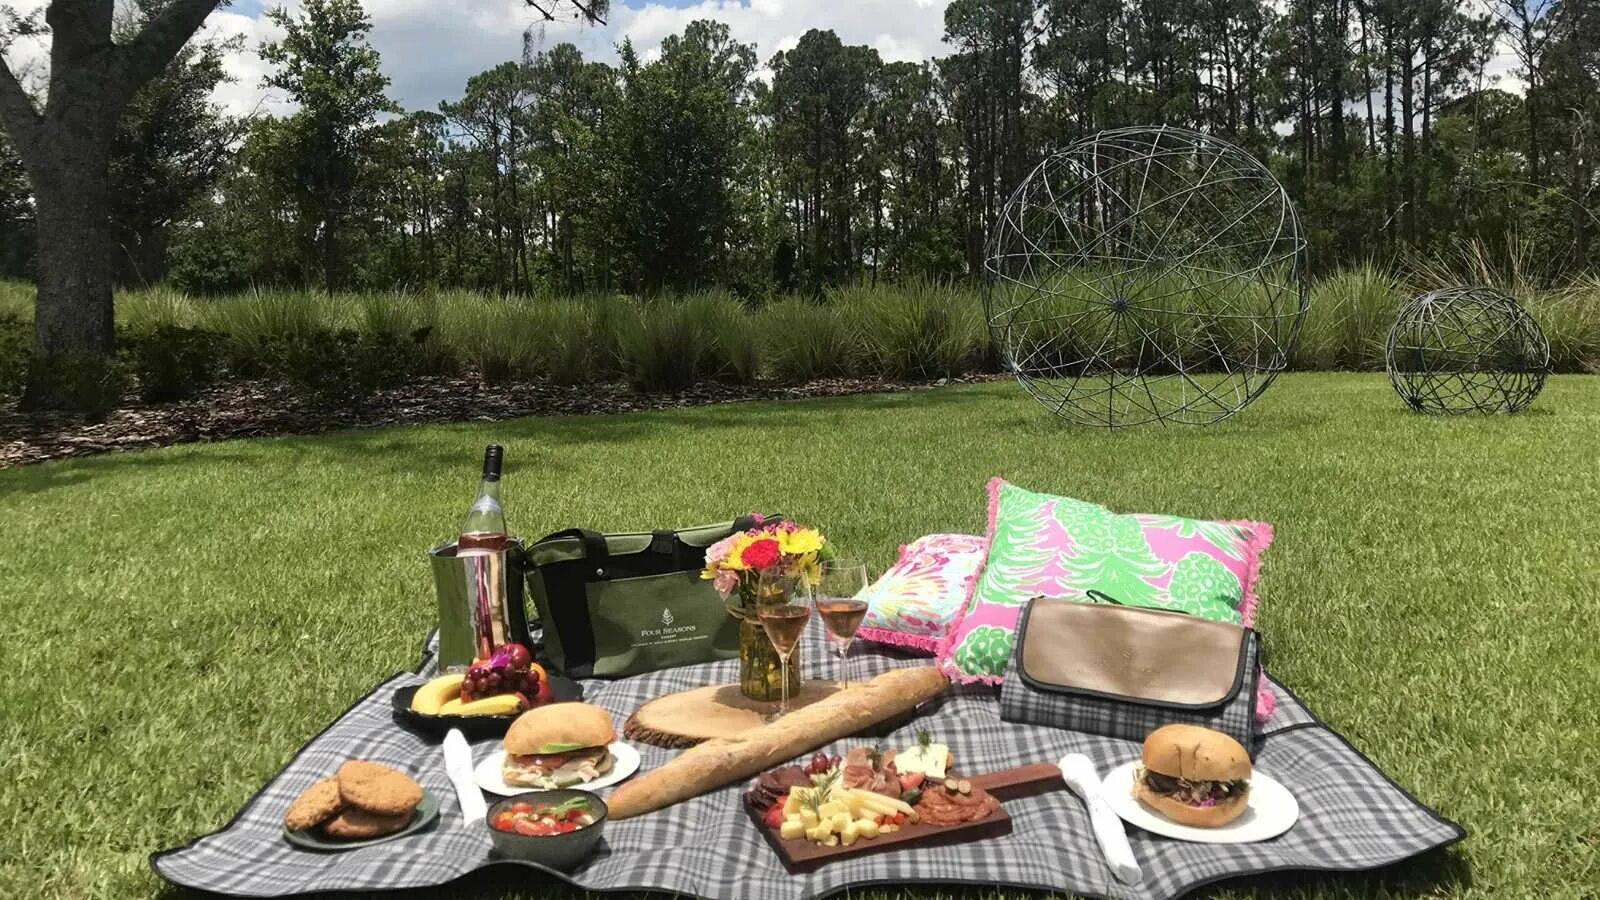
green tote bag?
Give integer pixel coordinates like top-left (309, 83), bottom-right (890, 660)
top-left (525, 515), bottom-right (771, 678)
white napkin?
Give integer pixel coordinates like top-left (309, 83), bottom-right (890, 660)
top-left (1058, 753), bottom-right (1142, 885)
top-left (444, 729), bottom-right (488, 825)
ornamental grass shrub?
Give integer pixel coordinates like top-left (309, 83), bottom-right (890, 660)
top-left (1526, 280), bottom-right (1600, 373)
top-left (757, 298), bottom-right (861, 382)
top-left (0, 271), bottom-right (1597, 405)
top-left (840, 280), bottom-right (988, 380)
top-left (1293, 264), bottom-right (1404, 371)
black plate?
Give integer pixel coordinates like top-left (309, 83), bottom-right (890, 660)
top-left (391, 677), bottom-right (583, 740)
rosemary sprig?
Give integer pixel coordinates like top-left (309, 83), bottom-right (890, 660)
top-left (867, 743), bottom-right (885, 772)
top-left (810, 766), bottom-right (842, 798)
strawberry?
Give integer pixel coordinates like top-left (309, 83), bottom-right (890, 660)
top-left (764, 795), bottom-right (787, 829)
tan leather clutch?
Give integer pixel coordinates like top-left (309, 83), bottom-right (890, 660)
top-left (1016, 598), bottom-right (1249, 708)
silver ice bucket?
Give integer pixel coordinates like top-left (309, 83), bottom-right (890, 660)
top-left (429, 538), bottom-right (531, 672)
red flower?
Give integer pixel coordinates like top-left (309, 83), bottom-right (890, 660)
top-left (740, 538), bottom-right (782, 571)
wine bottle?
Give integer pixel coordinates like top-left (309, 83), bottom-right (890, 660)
top-left (458, 444), bottom-right (508, 554)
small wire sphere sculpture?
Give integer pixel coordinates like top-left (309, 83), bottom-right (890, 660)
top-left (1385, 286), bottom-right (1549, 414)
top-left (984, 126), bottom-right (1309, 426)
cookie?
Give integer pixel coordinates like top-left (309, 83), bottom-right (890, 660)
top-left (283, 777), bottom-right (344, 832)
top-left (336, 760), bottom-right (422, 816)
top-left (321, 806), bottom-right (412, 840)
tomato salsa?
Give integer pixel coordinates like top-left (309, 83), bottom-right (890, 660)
top-left (491, 797), bottom-right (597, 836)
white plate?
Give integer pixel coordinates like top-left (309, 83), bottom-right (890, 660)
top-left (1100, 760), bottom-right (1299, 844)
top-left (473, 741), bottom-right (640, 797)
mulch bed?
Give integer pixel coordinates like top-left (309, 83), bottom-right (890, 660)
top-left (0, 373), bottom-right (1003, 469)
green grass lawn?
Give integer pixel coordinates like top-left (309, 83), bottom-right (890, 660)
top-left (2, 373), bottom-right (1597, 899)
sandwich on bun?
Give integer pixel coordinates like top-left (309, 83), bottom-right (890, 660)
top-left (1132, 724), bottom-right (1251, 827)
top-left (502, 702), bottom-right (617, 789)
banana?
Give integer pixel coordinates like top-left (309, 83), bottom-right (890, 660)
top-left (447, 694), bottom-right (524, 716)
top-left (410, 673), bottom-right (466, 714)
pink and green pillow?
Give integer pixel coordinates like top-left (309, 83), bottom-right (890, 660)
top-left (937, 478), bottom-right (1273, 684)
top-left (857, 533), bottom-right (990, 655)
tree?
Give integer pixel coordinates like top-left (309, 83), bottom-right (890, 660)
top-left (0, 0), bottom-right (607, 410)
top-left (525, 42), bottom-right (618, 292)
top-left (867, 61), bottom-right (962, 280)
top-left (940, 0), bottom-right (1033, 274)
top-left (768, 29), bottom-right (880, 290)
top-left (1540, 0), bottom-right (1600, 261)
top-left (0, 127), bottom-right (30, 277)
top-left (258, 0), bottom-right (396, 291)
top-left (1, 0), bottom-right (222, 409)
top-left (1493, 1), bottom-right (1557, 183)
top-left (109, 0), bottom-right (240, 286)
top-left (441, 62), bottom-right (536, 295)
top-left (604, 20), bottom-right (755, 292)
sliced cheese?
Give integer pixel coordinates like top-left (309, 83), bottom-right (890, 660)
top-left (896, 743), bottom-right (950, 779)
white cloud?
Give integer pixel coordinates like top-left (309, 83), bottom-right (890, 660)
top-left (70, 0), bottom-right (950, 117)
top-left (5, 0), bottom-right (1529, 121)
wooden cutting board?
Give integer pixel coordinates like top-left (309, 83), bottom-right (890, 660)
top-left (745, 763), bottom-right (1062, 872)
top-left (624, 680), bottom-right (852, 748)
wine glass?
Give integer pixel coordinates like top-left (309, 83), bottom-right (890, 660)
top-left (809, 559), bottom-right (870, 691)
top-left (757, 601), bottom-right (811, 718)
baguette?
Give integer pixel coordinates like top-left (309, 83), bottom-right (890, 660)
top-left (607, 666), bottom-right (948, 820)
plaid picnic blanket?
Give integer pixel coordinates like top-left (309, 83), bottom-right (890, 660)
top-left (152, 626), bottom-right (1462, 899)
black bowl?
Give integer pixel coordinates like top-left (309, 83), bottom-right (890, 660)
top-left (391, 676), bottom-right (583, 741)
top-left (485, 790), bottom-right (607, 871)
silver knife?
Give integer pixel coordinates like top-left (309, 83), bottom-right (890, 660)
top-left (1058, 753), bottom-right (1142, 884)
top-left (444, 728), bottom-right (488, 825)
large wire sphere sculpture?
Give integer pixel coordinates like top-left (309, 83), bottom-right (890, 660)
top-left (984, 126), bottom-right (1309, 426)
top-left (1385, 286), bottom-right (1549, 414)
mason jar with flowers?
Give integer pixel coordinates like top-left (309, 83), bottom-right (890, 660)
top-left (703, 516), bottom-right (829, 702)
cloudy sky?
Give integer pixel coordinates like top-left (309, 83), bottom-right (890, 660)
top-left (4, 0), bottom-right (1517, 117)
top-left (2, 0), bottom-right (953, 115)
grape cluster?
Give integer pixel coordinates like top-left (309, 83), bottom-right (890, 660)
top-left (804, 753), bottom-right (842, 776)
top-left (461, 642), bottom-right (546, 703)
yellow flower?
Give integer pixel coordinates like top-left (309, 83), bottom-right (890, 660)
top-left (703, 532), bottom-right (755, 578)
top-left (797, 555), bottom-right (822, 587)
top-left (777, 528), bottom-right (824, 557)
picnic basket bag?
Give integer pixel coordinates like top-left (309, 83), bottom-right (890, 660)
top-left (525, 515), bottom-right (771, 678)
top-left (999, 596), bottom-right (1261, 749)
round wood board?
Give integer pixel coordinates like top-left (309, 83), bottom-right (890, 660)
top-left (625, 681), bottom-right (848, 748)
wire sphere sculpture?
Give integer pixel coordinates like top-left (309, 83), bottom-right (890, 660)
top-left (1385, 286), bottom-right (1549, 414)
top-left (984, 126), bottom-right (1309, 427)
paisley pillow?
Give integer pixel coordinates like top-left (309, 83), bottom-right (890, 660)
top-left (856, 533), bottom-right (990, 655)
top-left (936, 478), bottom-right (1273, 684)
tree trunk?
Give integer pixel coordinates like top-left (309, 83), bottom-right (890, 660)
top-left (1384, 17), bottom-right (1396, 232)
top-left (1401, 36), bottom-right (1416, 244)
top-left (22, 145), bottom-right (117, 410)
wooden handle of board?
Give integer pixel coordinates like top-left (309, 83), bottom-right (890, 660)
top-left (968, 762), bottom-right (1065, 799)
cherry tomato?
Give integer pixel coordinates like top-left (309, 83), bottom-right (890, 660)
top-left (510, 803), bottom-right (533, 815)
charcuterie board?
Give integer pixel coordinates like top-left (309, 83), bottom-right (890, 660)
top-left (744, 763), bottom-right (1060, 872)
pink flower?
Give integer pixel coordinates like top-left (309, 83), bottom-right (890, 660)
top-left (705, 534), bottom-right (739, 566)
top-left (713, 569), bottom-right (740, 596)
top-left (748, 512), bottom-right (766, 526)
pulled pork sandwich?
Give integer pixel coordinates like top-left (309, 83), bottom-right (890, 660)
top-left (1132, 724), bottom-right (1252, 827)
top-left (502, 702), bottom-right (616, 789)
